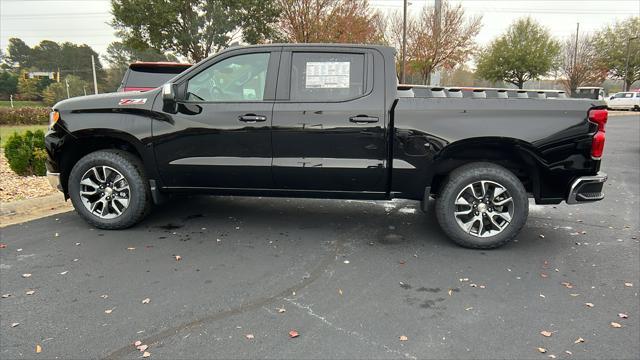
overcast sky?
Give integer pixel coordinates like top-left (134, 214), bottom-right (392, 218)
top-left (1, 0), bottom-right (638, 62)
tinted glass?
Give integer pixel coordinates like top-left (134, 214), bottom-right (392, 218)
top-left (290, 52), bottom-right (365, 101)
top-left (186, 53), bottom-right (270, 102)
top-left (126, 66), bottom-right (188, 88)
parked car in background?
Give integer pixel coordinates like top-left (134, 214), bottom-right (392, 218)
top-left (574, 86), bottom-right (606, 100)
top-left (118, 62), bottom-right (192, 92)
top-left (606, 91), bottom-right (640, 111)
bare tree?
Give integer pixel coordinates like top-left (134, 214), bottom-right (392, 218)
top-left (276, 0), bottom-right (384, 44)
top-left (408, 1), bottom-right (482, 84)
top-left (561, 34), bottom-right (607, 94)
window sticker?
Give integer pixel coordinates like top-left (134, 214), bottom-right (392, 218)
top-left (305, 61), bottom-right (350, 89)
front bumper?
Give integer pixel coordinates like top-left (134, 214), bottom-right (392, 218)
top-left (47, 171), bottom-right (62, 191)
top-left (566, 172), bottom-right (607, 204)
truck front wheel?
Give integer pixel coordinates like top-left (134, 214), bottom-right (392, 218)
top-left (435, 162), bottom-right (529, 249)
top-left (68, 150), bottom-right (151, 229)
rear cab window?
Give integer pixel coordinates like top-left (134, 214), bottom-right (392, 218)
top-left (122, 64), bottom-right (190, 90)
top-left (289, 52), bottom-right (365, 102)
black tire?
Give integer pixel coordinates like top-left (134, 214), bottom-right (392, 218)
top-left (68, 150), bottom-right (151, 229)
top-left (435, 162), bottom-right (528, 249)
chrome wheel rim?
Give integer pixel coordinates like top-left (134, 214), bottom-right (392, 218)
top-left (79, 166), bottom-right (130, 219)
top-left (454, 180), bottom-right (514, 238)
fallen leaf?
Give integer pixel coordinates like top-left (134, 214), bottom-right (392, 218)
top-left (54, 233), bottom-right (59, 237)
top-left (561, 282), bottom-right (573, 289)
top-left (338, 289), bottom-right (343, 295)
top-left (448, 289), bottom-right (453, 296)
top-left (610, 322), bottom-right (622, 328)
top-left (539, 234), bottom-right (545, 239)
top-left (565, 350), bottom-right (573, 355)
top-left (0, 243), bottom-right (6, 248)
top-left (277, 308), bottom-right (286, 313)
top-left (289, 330), bottom-right (299, 338)
top-left (137, 344), bottom-right (148, 351)
top-left (25, 290), bottom-right (35, 295)
top-left (624, 282), bottom-right (633, 287)
top-left (537, 347), bottom-right (547, 353)
top-left (59, 271), bottom-right (68, 275)
top-left (11, 322), bottom-right (19, 327)
top-left (539, 293), bottom-right (546, 298)
top-left (22, 273), bottom-right (32, 278)
top-left (399, 335), bottom-right (408, 341)
top-left (245, 334), bottom-right (254, 339)
top-left (127, 247), bottom-right (136, 251)
top-left (343, 260), bottom-right (350, 264)
top-left (540, 273), bottom-right (549, 278)
top-left (570, 293), bottom-right (580, 297)
top-left (470, 283), bottom-right (477, 288)
top-left (134, 341), bottom-right (142, 346)
top-left (1, 294), bottom-right (11, 298)
top-left (618, 313), bottom-right (628, 319)
top-left (540, 331), bottom-right (552, 337)
top-left (142, 298), bottom-right (150, 304)
top-left (174, 255), bottom-right (181, 261)
top-left (36, 344), bottom-right (42, 353)
top-left (479, 285), bottom-right (486, 289)
top-left (548, 355), bottom-right (556, 359)
top-left (465, 307), bottom-right (473, 311)
top-left (574, 337), bottom-right (584, 344)
top-left (104, 309), bottom-right (113, 314)
top-left (142, 351), bottom-right (151, 358)
top-left (100, 294), bottom-right (108, 299)
top-left (585, 302), bottom-right (594, 308)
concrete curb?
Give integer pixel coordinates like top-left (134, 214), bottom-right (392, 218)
top-left (0, 193), bottom-right (73, 227)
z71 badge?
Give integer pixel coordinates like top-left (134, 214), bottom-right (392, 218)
top-left (119, 98), bottom-right (147, 105)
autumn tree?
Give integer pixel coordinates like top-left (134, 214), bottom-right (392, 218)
top-left (560, 34), bottom-right (607, 95)
top-left (276, 0), bottom-right (385, 44)
top-left (593, 17), bottom-right (640, 91)
top-left (403, 1), bottom-right (481, 85)
top-left (476, 18), bottom-right (560, 89)
top-left (111, 0), bottom-right (281, 62)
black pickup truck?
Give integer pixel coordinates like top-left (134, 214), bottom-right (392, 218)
top-left (45, 44), bottom-right (608, 249)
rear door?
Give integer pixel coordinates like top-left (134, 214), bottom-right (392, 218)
top-left (153, 49), bottom-right (280, 189)
top-left (271, 47), bottom-right (388, 192)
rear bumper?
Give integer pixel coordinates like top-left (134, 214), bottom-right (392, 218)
top-left (566, 172), bottom-right (607, 204)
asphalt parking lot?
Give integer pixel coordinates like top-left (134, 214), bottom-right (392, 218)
top-left (1, 113), bottom-right (639, 359)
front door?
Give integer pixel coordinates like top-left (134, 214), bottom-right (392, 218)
top-left (153, 50), bottom-right (279, 189)
top-left (271, 49), bottom-right (388, 193)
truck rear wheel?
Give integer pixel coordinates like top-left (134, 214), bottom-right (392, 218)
top-left (68, 150), bottom-right (151, 229)
top-left (435, 162), bottom-right (528, 249)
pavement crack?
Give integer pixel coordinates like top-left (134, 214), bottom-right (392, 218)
top-left (283, 298), bottom-right (417, 360)
top-left (103, 238), bottom-right (344, 360)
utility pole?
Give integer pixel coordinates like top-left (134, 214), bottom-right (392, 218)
top-left (65, 79), bottom-right (70, 99)
top-left (401, 0), bottom-right (408, 84)
top-left (91, 55), bottom-right (98, 94)
top-left (572, 22), bottom-right (579, 94)
top-left (431, 0), bottom-right (442, 86)
top-left (624, 36), bottom-right (638, 92)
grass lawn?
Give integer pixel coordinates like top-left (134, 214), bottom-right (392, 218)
top-left (0, 100), bottom-right (46, 108)
top-left (0, 125), bottom-right (48, 147)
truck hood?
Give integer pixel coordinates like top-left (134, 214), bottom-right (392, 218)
top-left (53, 89), bottom-right (160, 112)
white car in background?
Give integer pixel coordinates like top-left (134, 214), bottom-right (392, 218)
top-left (606, 91), bottom-right (640, 111)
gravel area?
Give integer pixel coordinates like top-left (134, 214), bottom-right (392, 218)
top-left (0, 151), bottom-right (56, 202)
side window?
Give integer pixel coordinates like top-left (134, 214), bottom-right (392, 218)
top-left (290, 52), bottom-right (365, 101)
top-left (186, 53), bottom-right (270, 102)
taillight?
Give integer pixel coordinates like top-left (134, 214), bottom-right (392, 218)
top-left (591, 131), bottom-right (605, 159)
top-left (589, 109), bottom-right (607, 160)
top-left (589, 109), bottom-right (607, 132)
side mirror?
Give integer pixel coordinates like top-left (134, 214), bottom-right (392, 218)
top-left (162, 83), bottom-right (177, 113)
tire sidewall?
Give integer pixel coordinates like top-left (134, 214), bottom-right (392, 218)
top-left (68, 151), bottom-right (147, 229)
top-left (436, 164), bottom-right (529, 249)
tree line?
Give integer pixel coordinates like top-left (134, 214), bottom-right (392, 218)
top-left (1, 0), bottom-right (638, 105)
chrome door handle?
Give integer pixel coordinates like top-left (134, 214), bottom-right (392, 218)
top-left (349, 115), bottom-right (379, 124)
top-left (239, 114), bottom-right (267, 123)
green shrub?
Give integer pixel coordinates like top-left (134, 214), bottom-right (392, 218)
top-left (0, 106), bottom-right (50, 125)
top-left (4, 130), bottom-right (47, 176)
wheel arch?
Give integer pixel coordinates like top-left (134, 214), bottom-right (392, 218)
top-left (58, 129), bottom-right (156, 193)
top-left (429, 137), bottom-right (543, 201)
